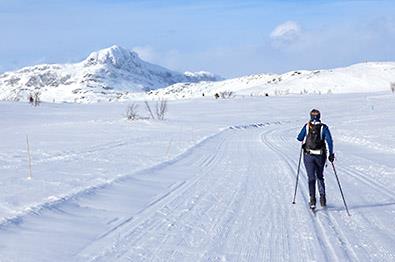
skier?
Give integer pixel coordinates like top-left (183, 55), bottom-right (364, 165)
top-left (28, 94), bottom-right (34, 105)
top-left (297, 109), bottom-right (335, 209)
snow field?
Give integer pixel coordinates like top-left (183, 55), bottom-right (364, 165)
top-left (0, 93), bottom-right (395, 261)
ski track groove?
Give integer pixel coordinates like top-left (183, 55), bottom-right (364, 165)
top-left (260, 126), bottom-right (361, 262)
top-left (137, 137), bottom-right (245, 260)
top-left (2, 120), bottom-right (395, 261)
top-left (340, 166), bottom-right (395, 202)
top-left (0, 128), bottom-right (230, 229)
top-left (335, 165), bottom-right (395, 259)
top-left (82, 134), bottom-right (230, 261)
top-left (199, 133), bottom-right (254, 261)
top-left (267, 125), bottom-right (395, 261)
top-left (260, 128), bottom-right (336, 262)
top-left (80, 122), bottom-right (306, 261)
top-left (279, 127), bottom-right (363, 261)
top-left (148, 138), bottom-right (236, 261)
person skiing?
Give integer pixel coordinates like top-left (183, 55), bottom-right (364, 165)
top-left (297, 109), bottom-right (335, 209)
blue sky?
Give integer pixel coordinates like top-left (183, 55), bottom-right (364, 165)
top-left (1, 0), bottom-right (394, 77)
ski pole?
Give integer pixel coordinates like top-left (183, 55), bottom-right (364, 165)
top-left (331, 162), bottom-right (351, 216)
top-left (292, 145), bottom-right (303, 204)
top-left (26, 135), bottom-right (33, 180)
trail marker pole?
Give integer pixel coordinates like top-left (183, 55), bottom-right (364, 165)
top-left (166, 138), bottom-right (173, 159)
top-left (26, 135), bottom-right (32, 180)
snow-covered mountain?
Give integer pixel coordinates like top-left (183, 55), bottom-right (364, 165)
top-left (150, 62), bottom-right (395, 99)
top-left (1, 46), bottom-right (394, 103)
top-left (0, 45), bottom-right (222, 103)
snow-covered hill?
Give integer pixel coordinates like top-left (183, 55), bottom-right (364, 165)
top-left (0, 45), bottom-right (221, 103)
top-left (151, 62), bottom-right (395, 99)
top-left (1, 48), bottom-right (394, 103)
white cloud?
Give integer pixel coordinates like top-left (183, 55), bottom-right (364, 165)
top-left (270, 21), bottom-right (301, 41)
top-left (131, 46), bottom-right (187, 72)
top-left (132, 46), bottom-right (157, 62)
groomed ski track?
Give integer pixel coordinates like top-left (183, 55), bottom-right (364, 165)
top-left (1, 121), bottom-right (395, 261)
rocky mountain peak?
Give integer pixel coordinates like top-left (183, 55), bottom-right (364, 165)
top-left (83, 45), bottom-right (141, 69)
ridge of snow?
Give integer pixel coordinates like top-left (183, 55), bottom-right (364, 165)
top-left (0, 45), bottom-right (221, 103)
top-left (150, 62), bottom-right (395, 99)
top-left (183, 71), bottom-right (223, 82)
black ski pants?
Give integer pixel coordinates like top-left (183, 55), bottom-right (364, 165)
top-left (303, 153), bottom-right (326, 197)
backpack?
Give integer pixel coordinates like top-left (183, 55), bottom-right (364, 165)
top-left (304, 122), bottom-right (326, 153)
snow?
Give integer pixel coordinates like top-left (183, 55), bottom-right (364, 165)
top-left (0, 45), bottom-right (222, 103)
top-left (1, 92), bottom-right (395, 261)
top-left (153, 62), bottom-right (395, 99)
top-left (1, 45), bottom-right (394, 103)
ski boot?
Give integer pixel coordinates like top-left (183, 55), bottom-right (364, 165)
top-left (320, 194), bottom-right (327, 207)
top-left (309, 196), bottom-right (316, 210)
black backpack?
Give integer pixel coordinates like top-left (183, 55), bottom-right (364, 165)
top-left (305, 123), bottom-right (326, 151)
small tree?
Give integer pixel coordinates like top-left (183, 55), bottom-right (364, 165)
top-left (144, 101), bottom-right (155, 119)
top-left (391, 82), bottom-right (395, 94)
top-left (144, 99), bottom-right (168, 120)
top-left (33, 91), bottom-right (41, 106)
top-left (126, 103), bottom-right (140, 120)
top-left (155, 99), bottom-right (168, 120)
top-left (219, 91), bottom-right (234, 99)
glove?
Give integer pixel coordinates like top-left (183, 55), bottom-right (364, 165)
top-left (328, 153), bottom-right (335, 163)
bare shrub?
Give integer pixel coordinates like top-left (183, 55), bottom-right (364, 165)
top-left (156, 99), bottom-right (168, 120)
top-left (274, 89), bottom-right (290, 96)
top-left (219, 91), bottom-right (234, 99)
top-left (126, 103), bottom-right (140, 120)
top-left (391, 82), bottom-right (395, 94)
top-left (144, 99), bottom-right (168, 120)
top-left (33, 91), bottom-right (41, 106)
top-left (144, 101), bottom-right (155, 119)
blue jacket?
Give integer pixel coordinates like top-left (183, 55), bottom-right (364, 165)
top-left (297, 122), bottom-right (334, 155)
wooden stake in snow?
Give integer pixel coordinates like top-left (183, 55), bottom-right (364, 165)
top-left (26, 135), bottom-right (33, 180)
top-left (166, 138), bottom-right (173, 159)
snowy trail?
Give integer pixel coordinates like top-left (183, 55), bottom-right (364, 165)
top-left (263, 125), bottom-right (395, 261)
top-left (76, 123), bottom-right (313, 261)
top-left (1, 120), bottom-right (395, 261)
